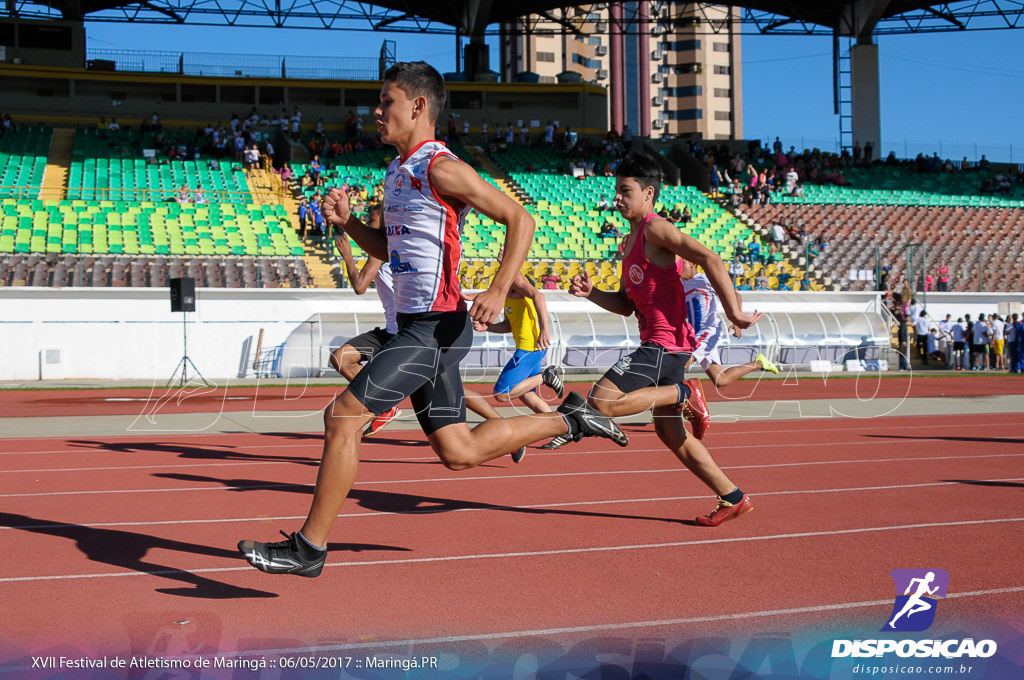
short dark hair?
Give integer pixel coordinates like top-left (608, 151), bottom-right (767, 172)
top-left (615, 152), bottom-right (662, 202)
top-left (383, 61), bottom-right (447, 124)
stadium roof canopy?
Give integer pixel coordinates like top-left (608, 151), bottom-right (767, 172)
top-left (3, 0), bottom-right (1023, 37)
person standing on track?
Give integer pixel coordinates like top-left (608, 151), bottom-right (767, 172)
top-left (543, 153), bottom-right (762, 527)
top-left (238, 61), bottom-right (627, 578)
top-left (680, 258), bottom-right (779, 388)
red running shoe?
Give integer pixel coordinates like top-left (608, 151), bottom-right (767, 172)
top-left (695, 494), bottom-right (753, 527)
top-left (679, 378), bottom-right (710, 440)
top-left (363, 406), bottom-right (402, 437)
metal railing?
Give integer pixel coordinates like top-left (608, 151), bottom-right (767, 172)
top-left (86, 49), bottom-right (379, 81)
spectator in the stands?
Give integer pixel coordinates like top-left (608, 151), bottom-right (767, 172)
top-left (736, 277), bottom-right (752, 291)
top-left (732, 235), bottom-right (748, 263)
top-left (244, 143), bottom-right (260, 176)
top-left (310, 197), bottom-right (326, 238)
top-left (541, 271), bottom-right (560, 290)
top-left (309, 155), bottom-right (323, 187)
top-left (784, 166), bottom-right (799, 194)
top-left (747, 237), bottom-right (763, 265)
top-left (754, 269), bottom-right (770, 290)
top-left (598, 196), bottom-right (613, 211)
top-left (599, 220), bottom-right (623, 239)
top-left (1, 113), bottom-right (16, 136)
top-left (176, 185), bottom-right (192, 204)
top-left (728, 258), bottom-right (745, 284)
top-left (297, 198), bottom-right (310, 238)
top-left (771, 222), bottom-right (786, 245)
top-left (193, 185), bottom-right (208, 205)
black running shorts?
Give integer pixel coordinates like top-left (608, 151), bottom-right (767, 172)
top-left (342, 327), bottom-right (395, 363)
top-left (603, 342), bottom-right (691, 394)
top-left (347, 311), bottom-right (472, 435)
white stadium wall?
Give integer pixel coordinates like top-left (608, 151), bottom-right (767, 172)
top-left (1, 288), bottom-right (1020, 382)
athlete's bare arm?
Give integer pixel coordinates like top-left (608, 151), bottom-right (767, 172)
top-left (430, 156), bottom-right (535, 327)
top-left (569, 271), bottom-right (634, 317)
top-left (323, 188), bottom-right (388, 261)
top-left (645, 217), bottom-right (761, 330)
top-left (335, 205), bottom-right (383, 294)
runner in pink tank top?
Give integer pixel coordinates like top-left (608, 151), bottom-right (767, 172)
top-left (562, 152), bottom-right (764, 527)
top-left (621, 211), bottom-right (695, 352)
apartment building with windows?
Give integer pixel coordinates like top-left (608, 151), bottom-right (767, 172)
top-left (498, 3), bottom-right (742, 141)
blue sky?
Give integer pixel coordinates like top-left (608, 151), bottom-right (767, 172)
top-left (86, 22), bottom-right (1024, 162)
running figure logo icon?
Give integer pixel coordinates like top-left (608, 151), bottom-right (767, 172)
top-left (882, 569), bottom-right (949, 632)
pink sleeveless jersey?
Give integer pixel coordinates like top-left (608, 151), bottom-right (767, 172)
top-left (621, 213), bottom-right (696, 353)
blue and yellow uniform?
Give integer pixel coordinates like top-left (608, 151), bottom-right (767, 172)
top-left (493, 296), bottom-right (546, 395)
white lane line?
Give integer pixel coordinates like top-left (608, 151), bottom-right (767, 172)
top-left (3, 477), bottom-right (1023, 532)
top-left (1, 416), bottom-right (1020, 455)
top-left (2, 517), bottom-right (1022, 584)
top-left (5, 437), bottom-right (1024, 474)
top-left (3, 452), bottom-right (1023, 498)
top-left (241, 586), bottom-right (1024, 655)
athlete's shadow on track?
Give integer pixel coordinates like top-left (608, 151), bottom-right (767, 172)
top-left (155, 472), bottom-right (680, 524)
top-left (943, 479), bottom-right (1024, 489)
top-left (0, 511), bottom-right (278, 600)
top-left (68, 439), bottom-right (320, 466)
top-left (864, 434), bottom-right (1024, 445)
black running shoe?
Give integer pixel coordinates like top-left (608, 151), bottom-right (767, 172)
top-left (237, 531), bottom-right (326, 578)
top-left (557, 392), bottom-right (628, 447)
top-left (540, 434), bottom-right (572, 450)
top-left (541, 366), bottom-right (565, 399)
top-left (511, 446), bottom-right (526, 463)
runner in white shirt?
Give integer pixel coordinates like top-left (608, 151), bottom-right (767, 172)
top-left (239, 61), bottom-right (625, 578)
top-left (681, 259), bottom-right (779, 387)
top-left (331, 202), bottom-right (511, 438)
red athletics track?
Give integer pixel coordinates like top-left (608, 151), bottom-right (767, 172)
top-left (1, 377), bottom-right (1023, 674)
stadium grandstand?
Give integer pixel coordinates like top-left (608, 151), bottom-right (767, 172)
top-left (1, 0), bottom-right (1022, 381)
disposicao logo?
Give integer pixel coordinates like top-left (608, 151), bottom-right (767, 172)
top-left (831, 568), bottom-right (998, 660)
top-left (882, 568), bottom-right (949, 632)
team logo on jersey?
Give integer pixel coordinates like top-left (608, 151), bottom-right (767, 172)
top-left (389, 250), bottom-right (417, 274)
top-left (391, 174), bottom-right (404, 197)
top-left (386, 224), bottom-right (411, 236)
top-left (629, 264), bottom-right (644, 285)
top-left (882, 569), bottom-right (949, 632)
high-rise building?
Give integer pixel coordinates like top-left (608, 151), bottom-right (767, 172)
top-left (499, 3), bottom-right (742, 141)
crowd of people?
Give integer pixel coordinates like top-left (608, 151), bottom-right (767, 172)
top-left (693, 136), bottom-right (1024, 210)
top-left (896, 299), bottom-right (1023, 373)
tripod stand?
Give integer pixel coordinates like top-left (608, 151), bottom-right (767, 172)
top-left (167, 311), bottom-right (209, 387)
